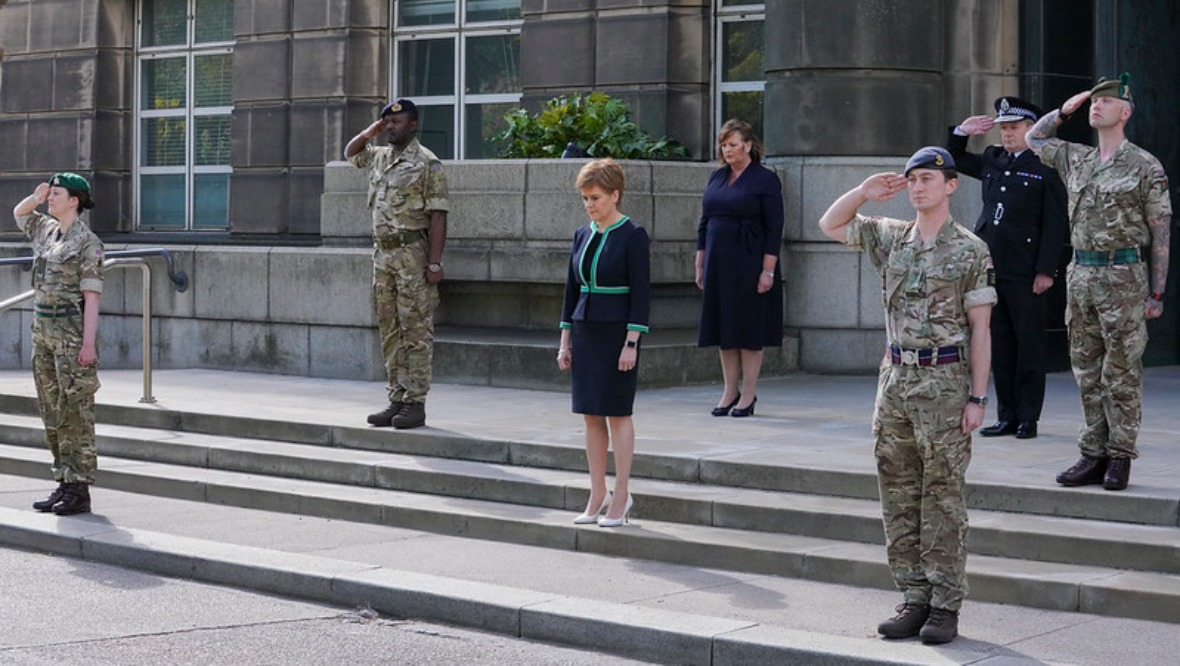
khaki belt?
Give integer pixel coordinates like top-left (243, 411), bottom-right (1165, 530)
top-left (375, 229), bottom-right (427, 250)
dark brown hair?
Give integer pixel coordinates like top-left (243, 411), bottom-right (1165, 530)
top-left (716, 119), bottom-right (764, 163)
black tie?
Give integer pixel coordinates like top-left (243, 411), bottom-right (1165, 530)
top-left (1006, 153), bottom-right (1016, 167)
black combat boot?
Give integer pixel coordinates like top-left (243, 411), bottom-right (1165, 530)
top-left (393, 402), bottom-right (426, 430)
top-left (919, 607), bottom-right (959, 644)
top-left (1055, 455), bottom-right (1107, 486)
top-left (877, 603), bottom-right (930, 639)
top-left (51, 483), bottom-right (91, 516)
top-left (1103, 458), bottom-right (1132, 491)
top-left (367, 401), bottom-right (403, 427)
top-left (32, 483), bottom-right (67, 512)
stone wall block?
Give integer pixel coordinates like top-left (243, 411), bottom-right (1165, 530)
top-left (0, 119), bottom-right (29, 171)
top-left (97, 313), bottom-right (146, 369)
top-left (785, 245), bottom-right (860, 328)
top-left (347, 0), bottom-right (389, 28)
top-left (309, 325), bottom-right (383, 381)
top-left (114, 245), bottom-right (197, 319)
top-left (667, 6), bottom-right (708, 83)
top-left (770, 0), bottom-right (942, 70)
top-left (438, 243), bottom-right (491, 282)
top-left (799, 328), bottom-right (887, 374)
top-left (858, 254), bottom-right (885, 329)
top-left (323, 161), bottom-right (366, 194)
top-left (319, 192), bottom-right (371, 241)
top-left (597, 14), bottom-right (668, 85)
top-left (97, 0), bottom-right (134, 47)
top-left (293, 0), bottom-right (350, 31)
top-left (268, 247), bottom-right (373, 326)
top-left (153, 317), bottom-right (230, 369)
top-left (0, 2), bottom-right (30, 54)
top-left (230, 320), bottom-right (309, 375)
top-left (288, 167), bottom-right (327, 236)
top-left (228, 169), bottom-right (289, 234)
top-left (450, 195), bottom-right (525, 240)
top-left (237, 0), bottom-right (292, 36)
top-left (519, 15), bottom-right (594, 88)
top-left (345, 29), bottom-right (387, 98)
top-left (1, 59), bottom-right (55, 113)
top-left (52, 54), bottom-right (96, 110)
top-left (26, 117), bottom-right (80, 170)
top-left (94, 49), bottom-right (131, 110)
top-left (232, 38), bottom-right (292, 101)
top-left (193, 246), bottom-right (271, 321)
top-left (30, 0), bottom-right (87, 52)
top-left (0, 311), bottom-right (25, 369)
top-left (233, 102), bottom-right (291, 167)
top-left (944, 0), bottom-right (1018, 74)
top-left (291, 34), bottom-right (347, 99)
top-left (93, 109), bottom-right (129, 172)
top-left (489, 244), bottom-right (569, 283)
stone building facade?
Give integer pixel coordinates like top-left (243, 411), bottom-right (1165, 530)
top-left (0, 0), bottom-right (1176, 377)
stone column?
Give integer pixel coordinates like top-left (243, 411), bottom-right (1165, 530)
top-left (519, 0), bottom-right (711, 158)
top-left (230, 0), bottom-right (387, 236)
top-left (0, 0), bottom-right (135, 233)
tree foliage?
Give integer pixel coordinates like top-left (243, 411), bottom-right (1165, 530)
top-left (493, 92), bottom-right (689, 160)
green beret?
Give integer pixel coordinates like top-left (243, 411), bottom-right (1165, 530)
top-left (50, 172), bottom-right (90, 192)
top-left (1091, 73), bottom-right (1133, 102)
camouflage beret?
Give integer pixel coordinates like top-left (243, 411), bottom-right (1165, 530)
top-left (50, 172), bottom-right (90, 192)
top-left (1091, 73), bottom-right (1133, 102)
top-left (904, 146), bottom-right (956, 176)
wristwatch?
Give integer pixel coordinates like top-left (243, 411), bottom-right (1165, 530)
top-left (428, 263), bottom-right (443, 273)
top-left (967, 395), bottom-right (988, 407)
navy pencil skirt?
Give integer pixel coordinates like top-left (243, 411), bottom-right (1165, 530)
top-left (570, 321), bottom-right (639, 416)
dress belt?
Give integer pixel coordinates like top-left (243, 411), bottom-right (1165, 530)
top-left (888, 344), bottom-right (964, 367)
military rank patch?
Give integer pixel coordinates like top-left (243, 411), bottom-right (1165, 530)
top-left (986, 257), bottom-right (996, 286)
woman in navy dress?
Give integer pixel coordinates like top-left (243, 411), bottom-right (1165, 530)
top-left (695, 119), bottom-right (784, 417)
top-left (557, 158), bottom-right (651, 527)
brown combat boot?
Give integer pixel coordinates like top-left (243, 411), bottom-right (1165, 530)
top-left (919, 608), bottom-right (959, 644)
top-left (1055, 455), bottom-right (1107, 486)
top-left (51, 483), bottom-right (91, 516)
top-left (367, 401), bottom-right (404, 427)
top-left (877, 603), bottom-right (930, 639)
top-left (32, 483), bottom-right (67, 512)
top-left (393, 402), bottom-right (426, 429)
top-left (1103, 458), bottom-right (1131, 491)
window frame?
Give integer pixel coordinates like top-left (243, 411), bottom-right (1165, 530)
top-left (391, 1), bottom-right (522, 159)
top-left (134, 0), bottom-right (234, 231)
top-left (713, 3), bottom-right (766, 137)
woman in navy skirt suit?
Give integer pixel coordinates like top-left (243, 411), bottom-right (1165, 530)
top-left (695, 119), bottom-right (784, 417)
top-left (557, 158), bottom-right (650, 527)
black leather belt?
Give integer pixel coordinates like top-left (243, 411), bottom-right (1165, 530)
top-left (889, 344), bottom-right (963, 367)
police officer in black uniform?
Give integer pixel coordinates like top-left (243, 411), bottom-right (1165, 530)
top-left (947, 97), bottom-right (1069, 439)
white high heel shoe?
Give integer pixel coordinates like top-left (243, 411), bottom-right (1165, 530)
top-left (573, 493), bottom-right (611, 524)
top-left (597, 493), bottom-right (633, 527)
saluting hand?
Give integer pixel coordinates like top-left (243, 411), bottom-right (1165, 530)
top-left (958, 115), bottom-right (994, 135)
top-left (32, 182), bottom-right (50, 205)
top-left (859, 173), bottom-right (908, 202)
top-left (1061, 90), bottom-right (1092, 118)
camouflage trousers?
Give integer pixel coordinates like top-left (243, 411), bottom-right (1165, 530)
top-left (31, 315), bottom-right (100, 484)
top-left (373, 241), bottom-right (439, 404)
top-left (1066, 263), bottom-right (1149, 459)
top-left (873, 361), bottom-right (972, 612)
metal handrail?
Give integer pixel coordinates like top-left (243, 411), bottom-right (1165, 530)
top-left (0, 248), bottom-right (189, 292)
top-left (0, 250), bottom-right (188, 403)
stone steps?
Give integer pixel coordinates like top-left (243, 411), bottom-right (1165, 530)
top-left (433, 326), bottom-right (799, 389)
top-left (2, 417), bottom-right (1180, 625)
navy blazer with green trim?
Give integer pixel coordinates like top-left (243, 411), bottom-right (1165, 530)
top-left (559, 217), bottom-right (651, 332)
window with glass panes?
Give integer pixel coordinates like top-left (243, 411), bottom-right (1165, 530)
top-left (715, 2), bottom-right (765, 140)
top-left (393, 0), bottom-right (521, 159)
top-left (136, 0), bottom-right (233, 230)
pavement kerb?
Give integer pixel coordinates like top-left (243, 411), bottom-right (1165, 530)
top-left (0, 506), bottom-right (987, 665)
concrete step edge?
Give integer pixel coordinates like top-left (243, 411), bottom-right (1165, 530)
top-left (0, 505), bottom-right (985, 666)
top-left (0, 402), bottom-right (1174, 527)
top-left (3, 448), bottom-right (1179, 625)
top-left (2, 427), bottom-right (1177, 576)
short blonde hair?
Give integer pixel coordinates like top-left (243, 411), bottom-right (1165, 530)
top-left (575, 158), bottom-right (626, 203)
top-left (716, 119), bottom-right (764, 163)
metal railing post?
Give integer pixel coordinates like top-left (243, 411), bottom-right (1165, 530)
top-left (103, 258), bottom-right (155, 403)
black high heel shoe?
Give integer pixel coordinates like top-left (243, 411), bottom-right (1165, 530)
top-left (711, 393), bottom-right (741, 417)
top-left (730, 396), bottom-right (757, 418)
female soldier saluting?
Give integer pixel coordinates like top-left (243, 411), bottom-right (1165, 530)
top-left (13, 173), bottom-right (104, 515)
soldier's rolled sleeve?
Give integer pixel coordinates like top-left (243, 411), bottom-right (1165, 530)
top-left (14, 212), bottom-right (44, 239)
top-left (79, 236), bottom-right (104, 294)
top-left (1142, 162), bottom-right (1172, 221)
top-left (348, 144), bottom-right (376, 170)
top-left (964, 253), bottom-right (997, 309)
top-left (423, 161), bottom-right (450, 213)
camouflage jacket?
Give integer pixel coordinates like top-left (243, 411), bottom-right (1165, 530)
top-left (1039, 138), bottom-right (1171, 251)
top-left (16, 212), bottom-right (104, 307)
top-left (846, 215), bottom-right (996, 349)
top-left (349, 138), bottom-right (450, 240)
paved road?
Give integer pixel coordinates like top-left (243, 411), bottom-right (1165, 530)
top-left (0, 547), bottom-right (647, 666)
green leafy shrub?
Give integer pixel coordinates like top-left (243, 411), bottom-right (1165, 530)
top-left (493, 92), bottom-right (689, 160)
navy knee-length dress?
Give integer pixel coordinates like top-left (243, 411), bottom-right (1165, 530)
top-left (560, 216), bottom-right (651, 416)
top-left (697, 163), bottom-right (785, 350)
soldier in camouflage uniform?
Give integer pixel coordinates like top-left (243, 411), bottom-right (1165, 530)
top-left (345, 99), bottom-right (449, 430)
top-left (819, 147), bottom-right (997, 645)
top-left (12, 173), bottom-right (104, 515)
top-left (1027, 74), bottom-right (1172, 491)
